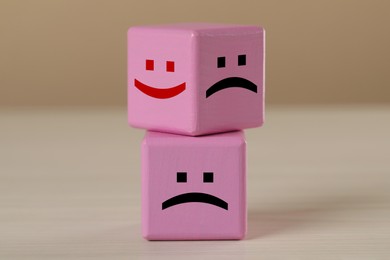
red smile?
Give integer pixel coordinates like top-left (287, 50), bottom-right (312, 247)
top-left (134, 79), bottom-right (186, 99)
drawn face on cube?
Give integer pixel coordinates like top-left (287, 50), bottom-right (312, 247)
top-left (162, 171), bottom-right (228, 210)
top-left (205, 54), bottom-right (257, 98)
top-left (134, 59), bottom-right (186, 99)
top-left (128, 25), bottom-right (264, 135)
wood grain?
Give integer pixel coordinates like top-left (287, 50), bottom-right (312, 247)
top-left (0, 106), bottom-right (389, 259)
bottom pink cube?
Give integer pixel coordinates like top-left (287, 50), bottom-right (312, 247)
top-left (141, 130), bottom-right (246, 240)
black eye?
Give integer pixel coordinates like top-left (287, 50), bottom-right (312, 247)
top-left (238, 54), bottom-right (246, 66)
top-left (217, 57), bottom-right (226, 68)
top-left (203, 172), bottom-right (214, 183)
top-left (177, 172), bottom-right (187, 183)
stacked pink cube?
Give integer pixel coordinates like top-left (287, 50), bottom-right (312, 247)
top-left (127, 23), bottom-right (265, 240)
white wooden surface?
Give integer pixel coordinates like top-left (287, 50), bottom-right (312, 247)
top-left (1, 106), bottom-right (389, 259)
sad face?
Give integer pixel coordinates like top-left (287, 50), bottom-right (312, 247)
top-left (162, 171), bottom-right (228, 210)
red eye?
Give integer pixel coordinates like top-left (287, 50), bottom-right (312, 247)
top-left (166, 61), bottom-right (175, 72)
top-left (146, 59), bottom-right (154, 71)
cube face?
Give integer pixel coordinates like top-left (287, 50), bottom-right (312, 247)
top-left (142, 131), bottom-right (246, 240)
top-left (128, 27), bottom-right (197, 134)
top-left (128, 24), bottom-right (265, 136)
top-left (198, 28), bottom-right (265, 133)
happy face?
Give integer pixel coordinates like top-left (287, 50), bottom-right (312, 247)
top-left (134, 59), bottom-right (187, 99)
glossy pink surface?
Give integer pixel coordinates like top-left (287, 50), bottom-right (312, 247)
top-left (128, 23), bottom-right (265, 136)
top-left (142, 130), bottom-right (246, 240)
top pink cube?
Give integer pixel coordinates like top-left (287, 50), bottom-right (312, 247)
top-left (128, 23), bottom-right (265, 136)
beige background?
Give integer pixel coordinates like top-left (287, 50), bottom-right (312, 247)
top-left (1, 0), bottom-right (390, 107)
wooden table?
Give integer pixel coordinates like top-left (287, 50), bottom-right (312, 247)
top-left (1, 106), bottom-right (389, 259)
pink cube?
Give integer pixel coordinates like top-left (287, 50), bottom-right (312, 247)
top-left (128, 23), bottom-right (265, 136)
top-left (142, 130), bottom-right (246, 240)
